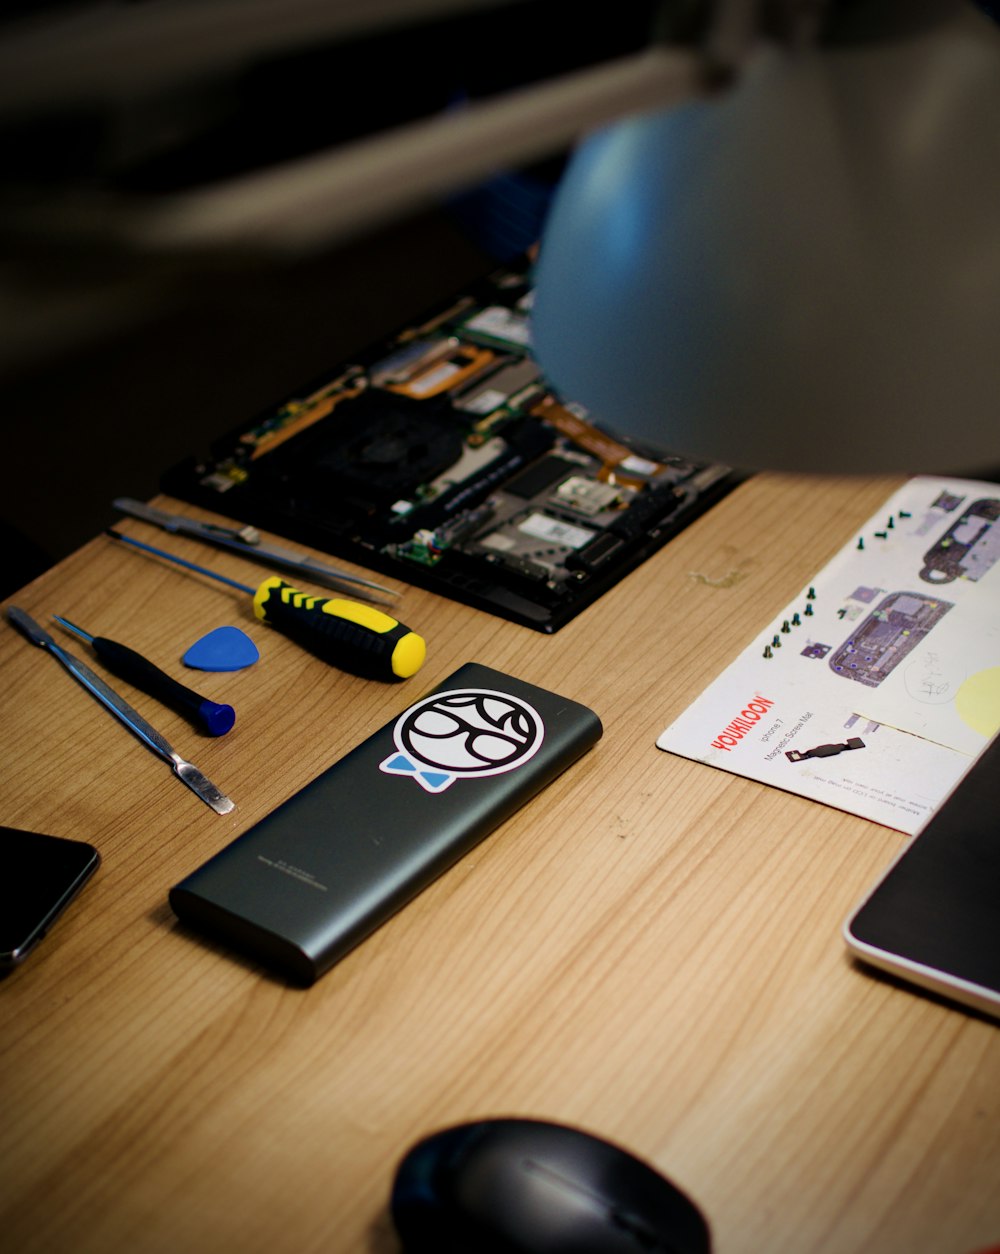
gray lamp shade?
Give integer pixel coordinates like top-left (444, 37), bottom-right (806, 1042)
top-left (531, 1), bottom-right (1000, 474)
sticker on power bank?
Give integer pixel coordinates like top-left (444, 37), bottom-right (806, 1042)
top-left (380, 688), bottom-right (545, 793)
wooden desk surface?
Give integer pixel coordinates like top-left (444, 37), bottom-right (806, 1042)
top-left (2, 473), bottom-right (997, 1254)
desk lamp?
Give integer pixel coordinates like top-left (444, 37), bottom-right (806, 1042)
top-left (531, 0), bottom-right (1000, 473)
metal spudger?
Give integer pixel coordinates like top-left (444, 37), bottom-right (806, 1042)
top-left (112, 498), bottom-right (398, 602)
top-left (7, 607), bottom-right (235, 815)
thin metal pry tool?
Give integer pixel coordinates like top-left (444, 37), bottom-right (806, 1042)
top-left (7, 606), bottom-right (235, 815)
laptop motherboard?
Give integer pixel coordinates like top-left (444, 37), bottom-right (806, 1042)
top-left (163, 261), bottom-right (740, 631)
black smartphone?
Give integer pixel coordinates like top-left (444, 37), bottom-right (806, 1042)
top-left (0, 826), bottom-right (100, 968)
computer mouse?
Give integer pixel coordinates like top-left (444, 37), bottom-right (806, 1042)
top-left (390, 1116), bottom-right (711, 1253)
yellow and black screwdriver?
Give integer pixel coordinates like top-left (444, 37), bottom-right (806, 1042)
top-left (107, 530), bottom-right (426, 682)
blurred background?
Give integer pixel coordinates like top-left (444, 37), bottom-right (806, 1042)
top-left (2, 0), bottom-right (998, 595)
top-left (0, 0), bottom-right (665, 594)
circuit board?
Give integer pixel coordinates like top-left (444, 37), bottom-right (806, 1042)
top-left (828, 591), bottom-right (953, 688)
top-left (920, 497), bottom-right (1000, 584)
top-left (162, 261), bottom-right (741, 631)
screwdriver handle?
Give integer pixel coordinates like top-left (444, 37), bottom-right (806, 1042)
top-left (252, 578), bottom-right (425, 681)
top-left (90, 636), bottom-right (236, 736)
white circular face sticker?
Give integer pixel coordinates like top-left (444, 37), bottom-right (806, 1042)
top-left (380, 689), bottom-right (545, 792)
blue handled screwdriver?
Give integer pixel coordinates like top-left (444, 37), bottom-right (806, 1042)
top-left (53, 615), bottom-right (236, 736)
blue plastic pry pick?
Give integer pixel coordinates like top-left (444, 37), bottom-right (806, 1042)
top-left (183, 626), bottom-right (260, 672)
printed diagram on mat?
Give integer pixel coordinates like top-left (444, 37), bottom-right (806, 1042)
top-left (827, 592), bottom-right (953, 688)
top-left (657, 476), bottom-right (1000, 834)
top-left (381, 688), bottom-right (544, 792)
top-left (920, 497), bottom-right (1000, 584)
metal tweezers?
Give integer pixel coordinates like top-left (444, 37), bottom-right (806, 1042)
top-left (113, 498), bottom-right (397, 602)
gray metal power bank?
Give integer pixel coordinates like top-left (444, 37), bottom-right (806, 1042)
top-left (169, 663), bottom-right (602, 984)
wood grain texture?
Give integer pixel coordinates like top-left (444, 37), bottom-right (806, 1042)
top-left (2, 474), bottom-right (997, 1254)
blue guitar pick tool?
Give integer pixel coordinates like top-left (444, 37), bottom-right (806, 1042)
top-left (183, 626), bottom-right (260, 672)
